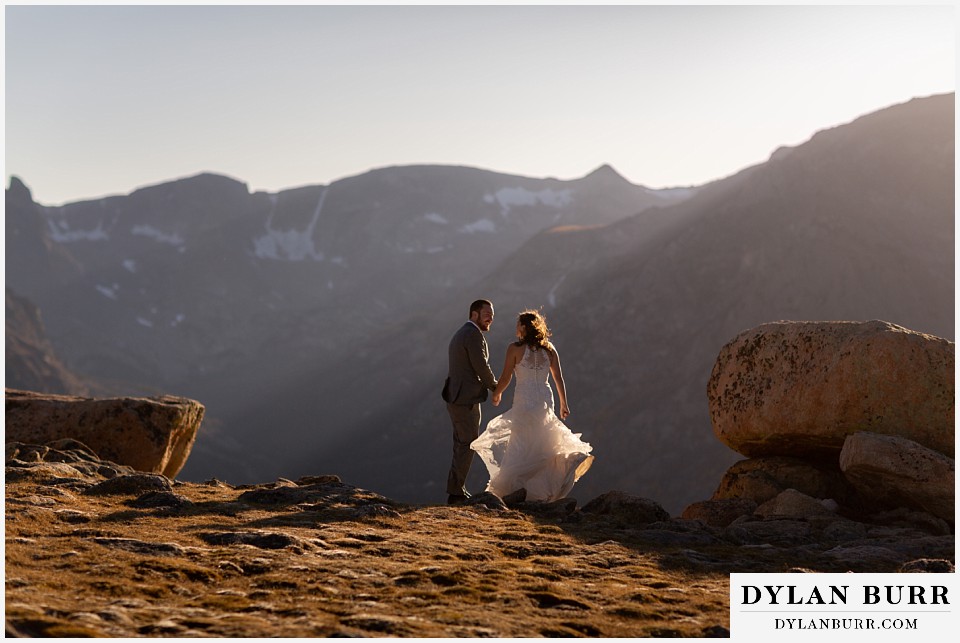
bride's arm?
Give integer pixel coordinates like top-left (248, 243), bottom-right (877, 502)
top-left (548, 346), bottom-right (570, 419)
top-left (491, 344), bottom-right (522, 406)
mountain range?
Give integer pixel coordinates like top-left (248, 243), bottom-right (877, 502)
top-left (5, 92), bottom-right (954, 513)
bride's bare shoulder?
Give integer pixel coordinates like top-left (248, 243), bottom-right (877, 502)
top-left (544, 342), bottom-right (560, 361)
top-left (505, 342), bottom-right (525, 364)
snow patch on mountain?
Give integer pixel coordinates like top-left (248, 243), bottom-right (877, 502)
top-left (96, 285), bottom-right (119, 300)
top-left (254, 189), bottom-right (327, 261)
top-left (402, 245), bottom-right (448, 254)
top-left (123, 260), bottom-right (137, 273)
top-left (460, 218), bottom-right (497, 234)
top-left (131, 225), bottom-right (184, 247)
top-left (47, 220), bottom-right (109, 242)
top-left (423, 212), bottom-right (448, 225)
top-left (136, 317), bottom-right (154, 328)
top-left (254, 229), bottom-right (326, 261)
top-left (484, 187), bottom-right (574, 216)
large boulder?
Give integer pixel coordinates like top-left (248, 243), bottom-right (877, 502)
top-left (711, 456), bottom-right (857, 507)
top-left (4, 389), bottom-right (203, 478)
top-left (754, 489), bottom-right (836, 520)
top-left (581, 491), bottom-right (670, 524)
top-left (681, 497), bottom-right (757, 528)
top-left (839, 431), bottom-right (954, 522)
top-left (707, 321), bottom-right (954, 458)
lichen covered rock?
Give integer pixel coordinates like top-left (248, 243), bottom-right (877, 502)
top-left (5, 389), bottom-right (203, 478)
top-left (839, 431), bottom-right (955, 522)
top-left (707, 321), bottom-right (953, 458)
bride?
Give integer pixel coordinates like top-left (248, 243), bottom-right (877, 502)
top-left (470, 309), bottom-right (594, 502)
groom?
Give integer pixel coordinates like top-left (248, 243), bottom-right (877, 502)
top-left (442, 299), bottom-right (498, 504)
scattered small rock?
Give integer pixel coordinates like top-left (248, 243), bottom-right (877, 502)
top-left (824, 545), bottom-right (905, 567)
top-left (821, 520), bottom-right (869, 542)
top-left (464, 492), bottom-right (508, 511)
top-left (681, 497), bottom-right (757, 528)
top-left (581, 491), bottom-right (670, 525)
top-left (93, 537), bottom-right (187, 557)
top-left (501, 488), bottom-right (527, 506)
top-left (238, 486), bottom-right (311, 505)
top-left (217, 561), bottom-right (244, 574)
top-left (126, 490), bottom-right (193, 509)
top-left (527, 591), bottom-right (591, 610)
top-left (198, 531), bottom-right (310, 551)
top-left (517, 497), bottom-right (579, 519)
top-left (5, 462), bottom-right (89, 483)
top-left (353, 504), bottom-right (402, 519)
top-left (754, 488), bottom-right (836, 520)
top-left (899, 559), bottom-right (955, 573)
top-left (85, 473), bottom-right (173, 496)
top-left (54, 509), bottom-right (93, 524)
top-left (723, 519), bottom-right (813, 546)
top-left (296, 475), bottom-right (341, 485)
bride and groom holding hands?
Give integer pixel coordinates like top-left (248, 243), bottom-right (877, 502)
top-left (442, 299), bottom-right (594, 505)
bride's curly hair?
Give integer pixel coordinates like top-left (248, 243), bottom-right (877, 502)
top-left (516, 309), bottom-right (552, 350)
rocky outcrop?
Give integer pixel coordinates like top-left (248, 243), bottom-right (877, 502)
top-left (840, 432), bottom-right (955, 522)
top-left (707, 320), bottom-right (954, 458)
top-left (681, 497), bottom-right (757, 528)
top-left (5, 439), bottom-right (953, 637)
top-left (753, 489), bottom-right (836, 520)
top-left (4, 389), bottom-right (203, 478)
top-left (691, 321), bottom-right (955, 533)
top-left (580, 491), bottom-right (671, 525)
top-left (6, 440), bottom-right (745, 638)
top-left (710, 456), bottom-right (858, 507)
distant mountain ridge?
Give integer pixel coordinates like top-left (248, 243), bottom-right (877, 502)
top-left (7, 164), bottom-right (682, 385)
top-left (6, 162), bottom-right (689, 482)
top-left (5, 94), bottom-right (953, 513)
top-left (5, 289), bottom-right (89, 396)
top-left (281, 93), bottom-right (955, 511)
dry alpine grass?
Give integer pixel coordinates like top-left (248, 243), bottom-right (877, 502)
top-left (9, 440), bottom-right (949, 638)
top-left (4, 470), bottom-right (741, 638)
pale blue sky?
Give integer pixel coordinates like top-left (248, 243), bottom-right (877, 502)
top-left (4, 4), bottom-right (955, 206)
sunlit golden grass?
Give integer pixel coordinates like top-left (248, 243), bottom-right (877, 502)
top-left (10, 470), bottom-right (899, 637)
top-left (4, 476), bottom-right (746, 637)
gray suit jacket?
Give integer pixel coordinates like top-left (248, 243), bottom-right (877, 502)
top-left (442, 321), bottom-right (498, 406)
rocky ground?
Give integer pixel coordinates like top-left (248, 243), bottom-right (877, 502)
top-left (5, 441), bottom-right (954, 638)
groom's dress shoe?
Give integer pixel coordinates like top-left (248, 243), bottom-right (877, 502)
top-left (446, 490), bottom-right (471, 505)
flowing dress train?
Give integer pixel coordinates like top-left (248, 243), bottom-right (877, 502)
top-left (470, 346), bottom-right (594, 502)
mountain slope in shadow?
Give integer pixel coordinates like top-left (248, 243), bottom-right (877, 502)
top-left (295, 93), bottom-right (954, 513)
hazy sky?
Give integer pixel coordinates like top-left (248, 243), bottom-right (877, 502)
top-left (4, 3), bottom-right (955, 206)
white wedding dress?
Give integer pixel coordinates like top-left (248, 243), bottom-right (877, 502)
top-left (470, 346), bottom-right (594, 502)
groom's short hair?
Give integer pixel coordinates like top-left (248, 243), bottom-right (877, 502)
top-left (469, 299), bottom-right (493, 316)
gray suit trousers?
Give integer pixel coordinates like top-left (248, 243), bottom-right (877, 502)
top-left (446, 401), bottom-right (481, 495)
